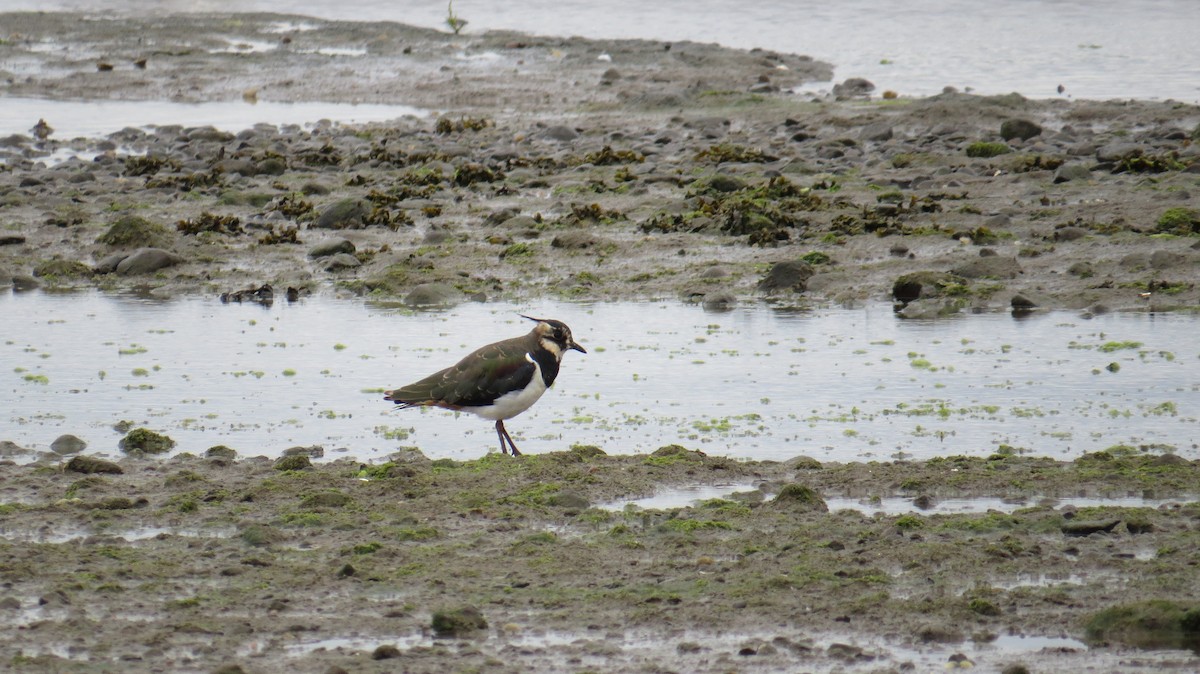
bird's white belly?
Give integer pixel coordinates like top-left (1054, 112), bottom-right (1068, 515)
top-left (471, 357), bottom-right (548, 421)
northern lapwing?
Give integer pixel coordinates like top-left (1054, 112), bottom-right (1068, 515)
top-left (384, 316), bottom-right (585, 455)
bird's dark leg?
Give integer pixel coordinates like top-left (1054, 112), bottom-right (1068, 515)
top-left (495, 419), bottom-right (522, 456)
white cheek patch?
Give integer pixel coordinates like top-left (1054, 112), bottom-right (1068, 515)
top-left (540, 338), bottom-right (563, 357)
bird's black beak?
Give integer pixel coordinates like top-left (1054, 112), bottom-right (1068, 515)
top-left (569, 340), bottom-right (586, 354)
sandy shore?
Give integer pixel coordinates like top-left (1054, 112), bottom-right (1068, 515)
top-left (2, 11), bottom-right (1200, 673)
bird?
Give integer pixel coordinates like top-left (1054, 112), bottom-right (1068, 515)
top-left (383, 315), bottom-right (585, 456)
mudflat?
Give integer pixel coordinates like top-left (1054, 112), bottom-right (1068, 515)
top-left (2, 11), bottom-right (1200, 674)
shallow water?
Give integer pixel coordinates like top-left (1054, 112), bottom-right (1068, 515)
top-left (16, 0), bottom-right (1200, 101)
top-left (2, 290), bottom-right (1199, 464)
top-left (264, 625), bottom-right (1089, 668)
top-left (602, 485), bottom-right (1194, 513)
top-left (0, 97), bottom-right (426, 140)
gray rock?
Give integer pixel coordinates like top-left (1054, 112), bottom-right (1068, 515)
top-left (404, 282), bottom-right (464, 308)
top-left (896, 298), bottom-right (964, 319)
top-left (1119, 252), bottom-right (1150, 270)
top-left (1011, 293), bottom-right (1040, 309)
top-left (65, 455), bottom-right (123, 474)
top-left (283, 445), bottom-right (325, 458)
top-left (859, 122), bottom-right (894, 142)
top-left (832, 77), bottom-right (875, 99)
top-left (314, 198), bottom-right (368, 229)
top-left (214, 158), bottom-right (258, 176)
top-left (1067, 261), bottom-right (1095, 277)
top-left (758, 260), bottom-right (814, 293)
top-left (1000, 118), bottom-right (1042, 141)
top-left (1053, 226), bottom-right (1088, 241)
top-left (422, 228), bottom-right (452, 244)
top-left (256, 157), bottom-right (287, 175)
top-left (699, 173), bottom-right (746, 193)
top-left (0, 440), bottom-right (32, 457)
top-left (324, 253), bottom-right (361, 271)
top-left (115, 248), bottom-right (184, 275)
top-left (1150, 250), bottom-right (1187, 269)
top-left (12, 274), bottom-right (39, 290)
top-left (93, 253), bottom-right (129, 274)
top-left (701, 292), bottom-right (736, 312)
top-left (551, 231), bottom-right (600, 249)
top-left (309, 238), bottom-right (356, 258)
top-left (1096, 142), bottom-right (1144, 163)
top-left (50, 434), bottom-right (87, 455)
top-left (952, 256), bottom-right (1021, 279)
top-left (892, 271), bottom-right (968, 302)
top-left (1053, 163), bottom-right (1092, 183)
top-left (541, 125), bottom-right (579, 142)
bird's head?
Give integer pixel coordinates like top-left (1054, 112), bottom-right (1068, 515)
top-left (522, 315), bottom-right (586, 356)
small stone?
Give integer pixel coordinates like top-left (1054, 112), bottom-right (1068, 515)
top-left (432, 605), bottom-right (489, 636)
top-left (0, 440), bottom-right (28, 458)
top-left (832, 77), bottom-right (874, 99)
top-left (1096, 142), bottom-right (1144, 163)
top-left (1053, 163), bottom-right (1092, 183)
top-left (50, 434), bottom-right (87, 455)
top-left (12, 274), bottom-right (39, 290)
top-left (859, 122), bottom-right (893, 142)
top-left (770, 484), bottom-right (828, 512)
top-left (758, 260), bottom-right (814, 293)
top-left (308, 239), bottom-right (355, 258)
top-left (371, 645), bottom-right (402, 660)
top-left (115, 248), bottom-right (184, 275)
top-left (541, 125), bottom-right (579, 141)
top-left (274, 454), bottom-right (312, 471)
top-left (66, 455), bottom-right (123, 474)
top-left (206, 445), bottom-right (237, 460)
top-left (1149, 250), bottom-right (1186, 269)
top-left (93, 253), bottom-right (129, 274)
top-left (1000, 118), bottom-right (1042, 141)
top-left (1053, 226), bottom-right (1088, 241)
top-left (324, 253), bottom-right (361, 271)
top-left (314, 198), bottom-right (368, 229)
top-left (404, 282), bottom-right (464, 308)
top-left (1010, 293), bottom-right (1039, 309)
top-left (1061, 520), bottom-right (1121, 536)
top-left (119, 428), bottom-right (176, 455)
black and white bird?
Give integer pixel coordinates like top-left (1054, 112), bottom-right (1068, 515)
top-left (383, 316), bottom-right (585, 456)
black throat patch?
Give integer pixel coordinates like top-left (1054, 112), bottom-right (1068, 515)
top-left (529, 348), bottom-right (561, 387)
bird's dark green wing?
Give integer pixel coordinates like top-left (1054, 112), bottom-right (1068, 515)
top-left (385, 336), bottom-right (535, 409)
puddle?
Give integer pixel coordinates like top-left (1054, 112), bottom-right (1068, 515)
top-left (982, 633), bottom-right (1088, 653)
top-left (242, 624), bottom-right (1099, 671)
top-left (0, 97), bottom-right (427, 140)
top-left (824, 495), bottom-right (1193, 516)
top-left (600, 484), bottom-right (1194, 515)
top-left (600, 483), bottom-right (760, 511)
top-left (0, 524), bottom-right (236, 544)
top-left (3, 291), bottom-right (1200, 464)
top-left (992, 572), bottom-right (1093, 590)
